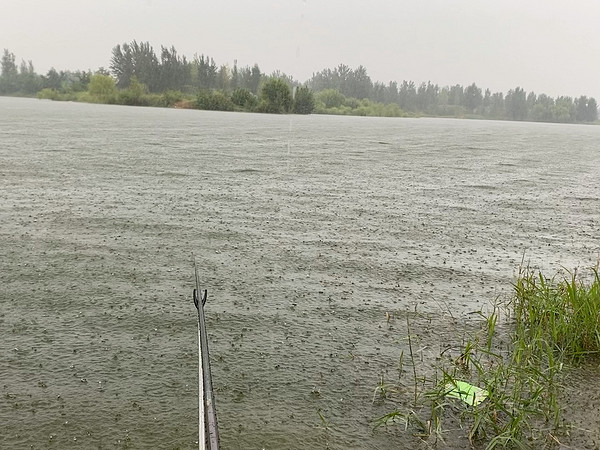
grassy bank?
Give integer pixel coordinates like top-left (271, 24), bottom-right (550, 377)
top-left (34, 82), bottom-right (412, 118)
top-left (36, 86), bottom-right (190, 108)
top-left (375, 266), bottom-right (600, 448)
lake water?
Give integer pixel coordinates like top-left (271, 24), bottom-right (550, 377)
top-left (1, 96), bottom-right (599, 449)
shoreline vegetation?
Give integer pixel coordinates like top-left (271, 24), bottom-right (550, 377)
top-left (374, 266), bottom-right (600, 448)
top-left (1, 41), bottom-right (598, 123)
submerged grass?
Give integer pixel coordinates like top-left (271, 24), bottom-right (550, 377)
top-left (375, 265), bottom-right (600, 448)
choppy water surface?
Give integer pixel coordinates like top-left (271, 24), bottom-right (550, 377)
top-left (1, 97), bottom-right (599, 449)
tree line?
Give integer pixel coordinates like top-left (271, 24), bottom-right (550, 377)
top-left (308, 65), bottom-right (598, 122)
top-left (1, 43), bottom-right (597, 123)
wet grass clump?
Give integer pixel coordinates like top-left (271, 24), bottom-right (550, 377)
top-left (513, 267), bottom-right (600, 362)
top-left (375, 266), bottom-right (600, 449)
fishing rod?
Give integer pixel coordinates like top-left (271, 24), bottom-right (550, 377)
top-left (193, 258), bottom-right (219, 450)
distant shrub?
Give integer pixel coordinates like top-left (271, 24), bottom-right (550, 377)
top-left (88, 74), bottom-right (118, 104)
top-left (316, 89), bottom-right (346, 108)
top-left (259, 78), bottom-right (292, 113)
top-left (75, 91), bottom-right (93, 103)
top-left (195, 90), bottom-right (234, 111)
top-left (117, 77), bottom-right (149, 106)
top-left (313, 96), bottom-right (406, 118)
top-left (146, 94), bottom-right (166, 107)
top-left (436, 104), bottom-right (467, 117)
top-left (343, 97), bottom-right (361, 109)
top-left (293, 85), bottom-right (315, 114)
top-left (162, 90), bottom-right (186, 107)
top-left (381, 103), bottom-right (405, 117)
top-left (231, 88), bottom-right (258, 111)
top-left (36, 88), bottom-right (81, 102)
top-left (37, 88), bottom-right (61, 100)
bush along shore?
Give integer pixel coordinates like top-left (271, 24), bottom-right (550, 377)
top-left (373, 265), bottom-right (600, 449)
top-left (34, 75), bottom-right (413, 117)
top-left (1, 42), bottom-right (598, 121)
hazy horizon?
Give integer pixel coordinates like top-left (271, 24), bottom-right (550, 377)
top-left (1, 0), bottom-right (599, 99)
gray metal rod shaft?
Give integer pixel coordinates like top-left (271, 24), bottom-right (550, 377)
top-left (194, 260), bottom-right (219, 450)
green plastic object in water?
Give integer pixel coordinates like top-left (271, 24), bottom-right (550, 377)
top-left (444, 381), bottom-right (488, 406)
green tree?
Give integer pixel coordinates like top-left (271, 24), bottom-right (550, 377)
top-left (42, 68), bottom-right (62, 90)
top-left (505, 87), bottom-right (527, 120)
top-left (526, 91), bottom-right (537, 117)
top-left (398, 81), bottom-right (417, 111)
top-left (158, 45), bottom-right (190, 92)
top-left (448, 84), bottom-right (464, 106)
top-left (464, 83), bottom-right (482, 113)
top-left (88, 73), bottom-right (117, 103)
top-left (110, 41), bottom-right (159, 91)
top-left (372, 81), bottom-right (387, 103)
top-left (308, 67), bottom-right (335, 92)
top-left (110, 43), bottom-right (133, 88)
top-left (259, 78), bottom-right (292, 113)
top-left (293, 85), bottom-right (315, 114)
top-left (217, 65), bottom-right (231, 91)
top-left (586, 98), bottom-right (598, 122)
top-left (70, 70), bottom-right (92, 92)
top-left (575, 96), bottom-right (587, 122)
top-left (231, 61), bottom-right (239, 89)
top-left (489, 92), bottom-right (505, 118)
top-left (574, 95), bottom-right (597, 122)
top-left (530, 95), bottom-right (554, 122)
top-left (417, 81), bottom-right (439, 113)
top-left (480, 89), bottom-right (492, 117)
top-left (347, 65), bottom-right (372, 99)
top-left (0, 49), bottom-right (19, 94)
top-left (554, 96), bottom-right (575, 122)
top-left (18, 59), bottom-right (41, 94)
top-left (191, 54), bottom-right (218, 90)
top-left (248, 64), bottom-right (262, 94)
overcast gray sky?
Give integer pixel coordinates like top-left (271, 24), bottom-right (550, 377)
top-left (2, 0), bottom-right (599, 99)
